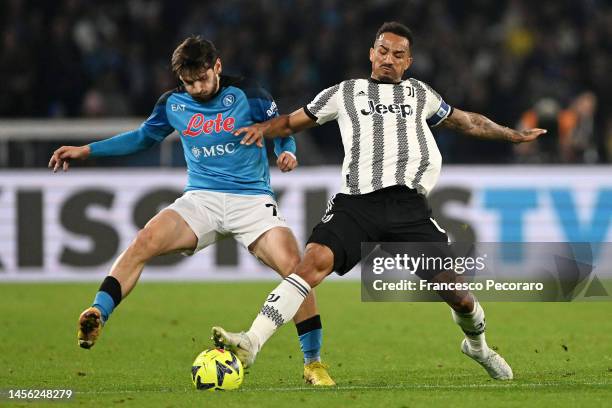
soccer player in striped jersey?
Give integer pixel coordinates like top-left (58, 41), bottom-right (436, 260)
top-left (213, 22), bottom-right (546, 380)
top-left (48, 36), bottom-right (335, 386)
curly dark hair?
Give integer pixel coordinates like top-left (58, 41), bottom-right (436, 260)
top-left (171, 35), bottom-right (219, 79)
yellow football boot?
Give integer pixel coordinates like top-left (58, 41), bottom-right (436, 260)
top-left (303, 362), bottom-right (336, 386)
top-left (77, 307), bottom-right (103, 349)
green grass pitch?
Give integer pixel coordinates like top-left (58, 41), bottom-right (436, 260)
top-left (1, 282), bottom-right (611, 407)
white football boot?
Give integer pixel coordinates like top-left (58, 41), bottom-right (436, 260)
top-left (461, 339), bottom-right (513, 380)
top-left (211, 326), bottom-right (259, 368)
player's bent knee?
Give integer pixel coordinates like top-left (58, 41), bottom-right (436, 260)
top-left (306, 244), bottom-right (335, 271)
top-left (130, 228), bottom-right (164, 260)
top-left (451, 294), bottom-right (474, 314)
top-left (296, 244), bottom-right (334, 288)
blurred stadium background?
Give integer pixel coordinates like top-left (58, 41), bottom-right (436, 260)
top-left (0, 0), bottom-right (611, 281)
top-left (1, 2), bottom-right (611, 406)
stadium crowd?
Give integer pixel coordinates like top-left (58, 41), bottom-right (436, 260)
top-left (2, 0), bottom-right (611, 164)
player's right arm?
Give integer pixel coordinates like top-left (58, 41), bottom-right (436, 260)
top-left (48, 128), bottom-right (161, 172)
top-left (48, 91), bottom-right (175, 172)
top-left (235, 83), bottom-right (341, 147)
top-left (234, 108), bottom-right (317, 147)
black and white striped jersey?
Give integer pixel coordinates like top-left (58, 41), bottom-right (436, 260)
top-left (304, 77), bottom-right (452, 196)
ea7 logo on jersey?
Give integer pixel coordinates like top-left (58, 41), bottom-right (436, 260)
top-left (171, 104), bottom-right (186, 112)
top-left (361, 100), bottom-right (413, 118)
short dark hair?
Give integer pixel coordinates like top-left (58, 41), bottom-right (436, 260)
top-left (375, 22), bottom-right (414, 48)
top-left (171, 35), bottom-right (219, 78)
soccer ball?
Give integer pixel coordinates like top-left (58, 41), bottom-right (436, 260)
top-left (191, 348), bottom-right (244, 391)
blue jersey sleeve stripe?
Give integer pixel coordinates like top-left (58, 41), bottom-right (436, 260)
top-left (141, 91), bottom-right (174, 140)
top-left (242, 89), bottom-right (297, 157)
top-left (234, 79), bottom-right (279, 123)
top-left (248, 97), bottom-right (278, 122)
top-left (244, 86), bottom-right (273, 101)
top-left (235, 77), bottom-right (273, 101)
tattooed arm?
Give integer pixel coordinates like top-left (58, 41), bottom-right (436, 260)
top-left (440, 108), bottom-right (547, 143)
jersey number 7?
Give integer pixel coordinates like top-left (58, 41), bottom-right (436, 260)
top-left (265, 203), bottom-right (278, 216)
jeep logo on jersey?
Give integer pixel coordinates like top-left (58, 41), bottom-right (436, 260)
top-left (360, 100), bottom-right (413, 118)
top-left (182, 113), bottom-right (235, 137)
top-left (222, 94), bottom-right (235, 107)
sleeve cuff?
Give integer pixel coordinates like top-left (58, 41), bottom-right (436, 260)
top-left (87, 142), bottom-right (99, 157)
top-left (303, 106), bottom-right (318, 122)
top-left (280, 151), bottom-right (297, 159)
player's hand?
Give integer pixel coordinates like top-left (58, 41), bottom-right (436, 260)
top-left (48, 145), bottom-right (90, 173)
top-left (276, 152), bottom-right (298, 172)
top-left (511, 128), bottom-right (547, 143)
top-left (234, 124), bottom-right (265, 147)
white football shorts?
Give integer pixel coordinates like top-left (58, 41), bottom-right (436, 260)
top-left (165, 190), bottom-right (288, 254)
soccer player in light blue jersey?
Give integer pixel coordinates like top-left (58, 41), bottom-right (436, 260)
top-left (48, 36), bottom-right (335, 386)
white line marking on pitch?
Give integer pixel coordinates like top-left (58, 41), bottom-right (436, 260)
top-left (240, 382), bottom-right (611, 392)
top-left (72, 382), bottom-right (611, 394)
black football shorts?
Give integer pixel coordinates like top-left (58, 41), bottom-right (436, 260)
top-left (307, 185), bottom-right (449, 276)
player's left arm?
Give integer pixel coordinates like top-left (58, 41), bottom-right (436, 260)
top-left (418, 79), bottom-right (546, 143)
top-left (440, 108), bottom-right (547, 143)
top-left (274, 140), bottom-right (298, 173)
top-left (245, 83), bottom-right (298, 172)
top-left (272, 117), bottom-right (298, 172)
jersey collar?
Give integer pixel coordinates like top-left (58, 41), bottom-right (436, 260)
top-left (368, 76), bottom-right (402, 85)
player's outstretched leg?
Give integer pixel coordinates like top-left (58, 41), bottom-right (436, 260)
top-left (242, 229), bottom-right (335, 385)
top-left (433, 271), bottom-right (512, 380)
top-left (211, 326), bottom-right (258, 367)
top-left (299, 316), bottom-right (335, 386)
top-left (77, 273), bottom-right (122, 348)
top-left (78, 209), bottom-right (197, 349)
top-left (213, 243), bottom-right (333, 373)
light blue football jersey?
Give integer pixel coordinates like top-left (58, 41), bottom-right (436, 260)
top-left (92, 76), bottom-right (296, 196)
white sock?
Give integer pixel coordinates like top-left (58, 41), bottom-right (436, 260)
top-left (451, 300), bottom-right (488, 352)
top-left (247, 274), bottom-right (311, 349)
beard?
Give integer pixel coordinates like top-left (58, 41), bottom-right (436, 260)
top-left (191, 75), bottom-right (220, 102)
top-left (377, 74), bottom-right (396, 83)
top-left (373, 66), bottom-right (401, 83)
